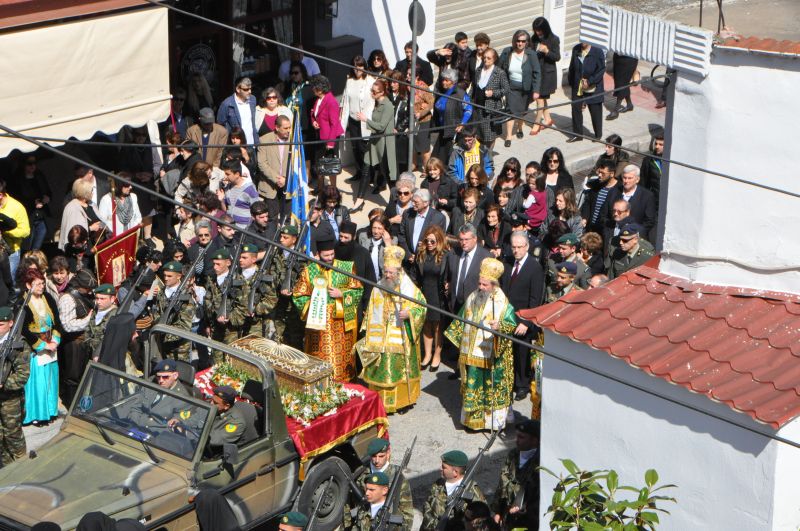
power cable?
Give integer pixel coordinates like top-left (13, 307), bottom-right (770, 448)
top-left (1, 120), bottom-right (797, 451)
top-left (138, 0), bottom-right (800, 200)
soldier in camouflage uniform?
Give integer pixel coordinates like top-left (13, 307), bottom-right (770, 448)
top-left (544, 262), bottom-right (583, 304)
top-left (203, 248), bottom-right (248, 362)
top-left (343, 439), bottom-right (413, 529)
top-left (421, 450), bottom-right (486, 531)
top-left (491, 420), bottom-right (541, 530)
top-left (273, 225), bottom-right (305, 349)
top-left (84, 284), bottom-right (118, 361)
top-left (278, 510), bottom-right (308, 530)
top-left (237, 243), bottom-right (279, 338)
top-left (149, 261), bottom-right (196, 362)
top-left (346, 471), bottom-right (404, 531)
top-left (0, 307), bottom-right (31, 466)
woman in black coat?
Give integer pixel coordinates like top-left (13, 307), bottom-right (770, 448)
top-left (469, 48), bottom-right (509, 150)
top-left (540, 147), bottom-right (574, 204)
top-left (531, 16), bottom-right (561, 135)
top-left (608, 53), bottom-right (639, 120)
top-left (499, 30), bottom-right (541, 146)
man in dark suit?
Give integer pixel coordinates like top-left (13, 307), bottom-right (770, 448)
top-left (398, 188), bottom-right (447, 267)
top-left (394, 41), bottom-right (435, 86)
top-left (501, 231), bottom-right (545, 400)
top-left (567, 42), bottom-right (605, 142)
top-left (605, 165), bottom-right (656, 237)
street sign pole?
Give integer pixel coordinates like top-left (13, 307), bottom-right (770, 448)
top-left (407, 0), bottom-right (425, 173)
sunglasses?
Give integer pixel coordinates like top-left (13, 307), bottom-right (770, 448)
top-left (425, 239), bottom-right (437, 244)
top-left (516, 39), bottom-right (528, 43)
top-left (548, 159), bottom-right (559, 164)
top-left (157, 374), bottom-right (172, 380)
top-left (266, 95), bottom-right (278, 100)
top-left (198, 233), bottom-right (211, 238)
top-left (398, 191), bottom-right (411, 196)
top-left (238, 86), bottom-right (252, 91)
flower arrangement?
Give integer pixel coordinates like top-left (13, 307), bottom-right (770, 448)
top-left (281, 383), bottom-right (365, 426)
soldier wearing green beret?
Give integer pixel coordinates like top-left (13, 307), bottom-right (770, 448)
top-left (278, 510), bottom-right (308, 531)
top-left (149, 262), bottom-right (196, 362)
top-left (236, 243), bottom-right (279, 338)
top-left (491, 420), bottom-right (541, 530)
top-left (421, 450), bottom-right (486, 531)
top-left (84, 284), bottom-right (118, 361)
top-left (203, 248), bottom-right (248, 362)
top-left (273, 224), bottom-right (306, 349)
top-left (347, 471), bottom-right (404, 530)
top-left (0, 307), bottom-right (31, 465)
top-left (343, 439), bottom-right (413, 529)
top-left (545, 261), bottom-right (583, 304)
top-left (546, 233), bottom-right (588, 289)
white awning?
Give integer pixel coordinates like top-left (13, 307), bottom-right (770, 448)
top-left (0, 6), bottom-right (171, 157)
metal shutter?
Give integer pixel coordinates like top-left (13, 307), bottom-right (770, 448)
top-left (434, 0), bottom-right (544, 50)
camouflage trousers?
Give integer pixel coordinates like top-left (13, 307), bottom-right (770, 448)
top-left (162, 340), bottom-right (191, 363)
top-left (274, 297), bottom-right (304, 350)
top-left (210, 326), bottom-right (240, 365)
top-left (0, 396), bottom-right (26, 466)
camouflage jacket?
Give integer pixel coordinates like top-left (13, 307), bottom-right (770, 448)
top-left (421, 478), bottom-right (485, 531)
top-left (343, 464), bottom-right (414, 529)
top-left (0, 340), bottom-right (31, 399)
top-left (240, 266), bottom-right (279, 318)
top-left (84, 307), bottom-right (118, 358)
top-left (490, 448), bottom-right (540, 527)
top-left (204, 272), bottom-right (248, 330)
top-left (149, 286), bottom-right (196, 343)
top-left (346, 501), bottom-right (404, 531)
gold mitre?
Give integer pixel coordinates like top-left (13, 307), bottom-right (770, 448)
top-left (479, 257), bottom-right (504, 282)
top-left (383, 245), bottom-right (406, 269)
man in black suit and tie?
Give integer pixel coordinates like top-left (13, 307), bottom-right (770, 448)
top-left (442, 223), bottom-right (491, 379)
top-left (501, 231), bottom-right (545, 400)
top-left (398, 188), bottom-right (447, 268)
top-left (604, 165), bottom-right (656, 239)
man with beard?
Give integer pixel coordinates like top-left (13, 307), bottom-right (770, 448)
top-left (357, 246), bottom-right (426, 414)
top-left (97, 179), bottom-right (142, 237)
top-left (336, 220), bottom-right (376, 320)
top-left (293, 238), bottom-right (363, 381)
top-left (580, 160), bottom-right (618, 236)
top-left (445, 257), bottom-right (517, 431)
top-left (56, 270), bottom-right (97, 407)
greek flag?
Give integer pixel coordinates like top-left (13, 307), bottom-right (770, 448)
top-left (286, 109), bottom-right (312, 256)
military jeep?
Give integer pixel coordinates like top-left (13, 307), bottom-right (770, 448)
top-left (0, 325), bottom-right (380, 530)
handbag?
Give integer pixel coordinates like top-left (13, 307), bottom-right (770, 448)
top-left (317, 155), bottom-right (342, 176)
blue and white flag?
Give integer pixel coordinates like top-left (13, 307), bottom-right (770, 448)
top-left (286, 109), bottom-right (312, 256)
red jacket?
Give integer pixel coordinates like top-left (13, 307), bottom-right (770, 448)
top-left (311, 92), bottom-right (344, 148)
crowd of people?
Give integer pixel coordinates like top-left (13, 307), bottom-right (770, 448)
top-left (0, 14), bottom-right (667, 531)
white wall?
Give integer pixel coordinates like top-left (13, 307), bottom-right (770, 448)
top-left (538, 331), bottom-right (792, 530)
top-left (660, 48), bottom-right (800, 294)
top-left (773, 419), bottom-right (800, 529)
top-left (544, 0), bottom-right (568, 86)
top-left (332, 0), bottom-right (436, 67)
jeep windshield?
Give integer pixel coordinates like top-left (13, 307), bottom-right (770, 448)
top-left (72, 364), bottom-right (213, 461)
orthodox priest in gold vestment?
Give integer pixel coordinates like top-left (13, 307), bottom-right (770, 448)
top-left (357, 246), bottom-right (427, 413)
top-left (445, 257), bottom-right (517, 431)
top-left (293, 238), bottom-right (363, 381)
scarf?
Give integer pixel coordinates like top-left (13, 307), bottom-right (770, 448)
top-left (116, 195), bottom-right (134, 226)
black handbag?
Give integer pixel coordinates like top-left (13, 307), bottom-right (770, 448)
top-left (317, 155), bottom-right (342, 176)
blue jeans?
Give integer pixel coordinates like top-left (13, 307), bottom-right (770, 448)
top-left (8, 250), bottom-right (19, 281)
top-left (29, 220), bottom-right (47, 251)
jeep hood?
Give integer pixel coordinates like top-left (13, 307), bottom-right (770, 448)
top-left (0, 432), bottom-right (187, 528)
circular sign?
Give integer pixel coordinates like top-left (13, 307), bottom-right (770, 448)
top-left (408, 0), bottom-right (426, 35)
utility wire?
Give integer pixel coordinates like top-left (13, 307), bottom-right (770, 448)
top-left (135, 0), bottom-right (800, 200)
top-left (1, 119), bottom-right (797, 451)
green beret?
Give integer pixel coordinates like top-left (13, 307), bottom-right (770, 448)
top-left (210, 248), bottom-right (231, 260)
top-left (556, 233), bottom-right (579, 246)
top-left (280, 224), bottom-right (300, 236)
top-left (365, 471), bottom-right (390, 486)
top-left (95, 284), bottom-right (115, 296)
top-left (367, 438), bottom-right (390, 456)
top-left (441, 450), bottom-right (468, 468)
top-left (280, 511), bottom-right (308, 528)
top-left (241, 243), bottom-right (260, 254)
top-left (0, 307), bottom-right (13, 321)
top-left (162, 261), bottom-right (183, 273)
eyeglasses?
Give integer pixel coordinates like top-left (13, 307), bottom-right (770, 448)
top-left (238, 86), bottom-right (252, 92)
top-left (398, 191), bottom-right (411, 196)
top-left (266, 95), bottom-right (278, 100)
top-left (425, 239), bottom-right (437, 244)
top-left (612, 209), bottom-right (628, 214)
top-left (548, 159), bottom-right (559, 164)
top-left (516, 39), bottom-right (528, 43)
top-left (197, 233), bottom-right (211, 238)
top-left (157, 374), bottom-right (172, 380)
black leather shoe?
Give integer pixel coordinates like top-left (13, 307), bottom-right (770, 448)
top-left (566, 136), bottom-right (583, 143)
top-left (606, 110), bottom-right (619, 120)
top-left (504, 140), bottom-right (512, 148)
top-left (448, 372), bottom-right (460, 380)
top-left (621, 104), bottom-right (634, 113)
top-left (429, 363), bottom-right (440, 373)
top-left (515, 130), bottom-right (524, 139)
top-left (421, 360), bottom-right (431, 370)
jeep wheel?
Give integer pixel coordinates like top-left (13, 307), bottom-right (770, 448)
top-left (296, 456), bottom-right (350, 531)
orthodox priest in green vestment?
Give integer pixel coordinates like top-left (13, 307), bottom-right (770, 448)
top-left (357, 246), bottom-right (427, 413)
top-left (445, 257), bottom-right (517, 431)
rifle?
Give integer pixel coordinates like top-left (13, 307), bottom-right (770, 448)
top-left (0, 290), bottom-right (32, 386)
top-left (158, 247), bottom-right (206, 326)
top-left (246, 223), bottom-right (282, 314)
top-left (307, 475), bottom-right (334, 530)
top-left (435, 431), bottom-right (498, 531)
top-left (118, 263), bottom-right (152, 314)
top-left (219, 232), bottom-right (246, 320)
top-left (279, 221), bottom-right (311, 294)
top-left (372, 436), bottom-right (416, 531)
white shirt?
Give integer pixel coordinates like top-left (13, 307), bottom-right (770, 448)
top-left (519, 448), bottom-right (537, 469)
top-left (455, 246), bottom-right (477, 295)
top-left (512, 253), bottom-right (528, 273)
top-left (509, 53), bottom-right (524, 84)
top-left (412, 207), bottom-right (428, 250)
top-left (445, 478), bottom-right (463, 497)
top-left (369, 238), bottom-right (383, 279)
top-left (216, 271), bottom-right (229, 287)
top-left (95, 307), bottom-right (112, 325)
top-left (242, 267), bottom-right (257, 280)
top-left (622, 186), bottom-right (637, 202)
top-left (278, 56), bottom-right (321, 81)
top-left (370, 502), bottom-right (385, 518)
top-left (165, 285), bottom-right (178, 298)
top-left (478, 66), bottom-right (494, 89)
top-left (236, 98), bottom-right (254, 144)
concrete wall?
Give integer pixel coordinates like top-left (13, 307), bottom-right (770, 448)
top-left (544, 0), bottom-right (568, 86)
top-left (773, 420), bottom-right (800, 529)
top-left (538, 331), bottom-right (789, 530)
top-left (660, 48), bottom-right (800, 294)
top-left (332, 0), bottom-right (437, 67)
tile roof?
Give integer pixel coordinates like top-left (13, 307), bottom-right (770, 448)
top-left (717, 36), bottom-right (800, 56)
top-left (518, 264), bottom-right (800, 428)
